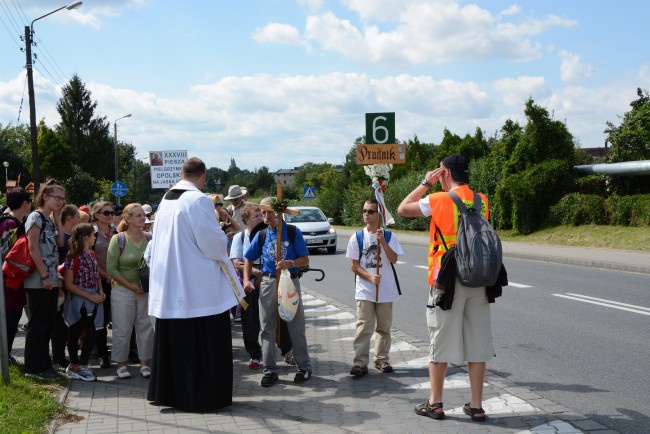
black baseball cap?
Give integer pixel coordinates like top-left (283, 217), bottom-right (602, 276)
top-left (442, 154), bottom-right (469, 184)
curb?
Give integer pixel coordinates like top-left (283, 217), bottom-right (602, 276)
top-left (50, 378), bottom-right (71, 434)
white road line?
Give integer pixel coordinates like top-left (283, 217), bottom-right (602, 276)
top-left (508, 282), bottom-right (533, 288)
top-left (414, 265), bottom-right (428, 270)
top-left (566, 293), bottom-right (650, 312)
top-left (553, 294), bottom-right (650, 316)
top-left (396, 261), bottom-right (406, 264)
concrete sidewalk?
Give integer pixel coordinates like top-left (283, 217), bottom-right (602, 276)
top-left (337, 229), bottom-right (650, 275)
top-left (26, 286), bottom-right (615, 433)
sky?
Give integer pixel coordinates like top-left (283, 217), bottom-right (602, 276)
top-left (1, 0), bottom-right (649, 173)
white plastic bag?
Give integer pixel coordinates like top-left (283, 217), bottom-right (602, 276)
top-left (278, 269), bottom-right (299, 322)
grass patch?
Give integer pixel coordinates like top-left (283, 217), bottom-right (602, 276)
top-left (0, 364), bottom-right (66, 433)
top-left (497, 225), bottom-right (650, 252)
top-left (334, 224), bottom-right (650, 252)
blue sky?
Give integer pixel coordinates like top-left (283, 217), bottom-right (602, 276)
top-left (1, 0), bottom-right (649, 172)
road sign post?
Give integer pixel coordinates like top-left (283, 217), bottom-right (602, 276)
top-left (111, 181), bottom-right (128, 205)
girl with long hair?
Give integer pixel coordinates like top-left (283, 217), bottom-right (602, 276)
top-left (23, 180), bottom-right (66, 381)
top-left (62, 223), bottom-right (105, 381)
top-left (106, 203), bottom-right (153, 379)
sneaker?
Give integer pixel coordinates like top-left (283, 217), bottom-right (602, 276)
top-left (116, 366), bottom-right (131, 379)
top-left (25, 369), bottom-right (60, 381)
top-left (55, 360), bottom-right (70, 372)
top-left (375, 361), bottom-right (393, 373)
top-left (349, 365), bottom-right (368, 377)
top-left (140, 366), bottom-right (151, 378)
top-left (249, 359), bottom-right (261, 370)
top-left (99, 355), bottom-right (111, 369)
top-left (284, 351), bottom-right (295, 366)
top-left (261, 372), bottom-right (279, 387)
top-left (294, 369), bottom-right (312, 383)
top-left (66, 366), bottom-right (96, 382)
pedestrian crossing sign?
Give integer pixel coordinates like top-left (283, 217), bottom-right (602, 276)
top-left (303, 186), bottom-right (316, 199)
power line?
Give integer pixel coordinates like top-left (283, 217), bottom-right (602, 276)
top-left (32, 34), bottom-right (69, 83)
top-left (0, 0), bottom-right (22, 34)
top-left (11, 0), bottom-right (28, 24)
top-left (17, 74), bottom-right (26, 122)
top-left (0, 7), bottom-right (22, 49)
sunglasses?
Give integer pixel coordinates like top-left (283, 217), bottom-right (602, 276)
top-left (99, 210), bottom-right (115, 216)
top-left (362, 209), bottom-right (377, 215)
top-left (214, 203), bottom-right (224, 208)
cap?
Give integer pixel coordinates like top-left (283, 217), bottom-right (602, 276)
top-left (142, 204), bottom-right (153, 214)
top-left (442, 154), bottom-right (470, 184)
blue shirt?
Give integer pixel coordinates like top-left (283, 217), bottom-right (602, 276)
top-left (244, 225), bottom-right (308, 275)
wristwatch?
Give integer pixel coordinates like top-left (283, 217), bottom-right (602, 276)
top-left (421, 178), bottom-right (432, 188)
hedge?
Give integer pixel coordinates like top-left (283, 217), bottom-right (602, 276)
top-left (605, 194), bottom-right (650, 226)
top-left (549, 193), bottom-right (607, 226)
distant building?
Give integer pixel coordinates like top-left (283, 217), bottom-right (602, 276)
top-left (230, 158), bottom-right (237, 169)
top-left (582, 146), bottom-right (609, 160)
top-left (274, 168), bottom-right (298, 186)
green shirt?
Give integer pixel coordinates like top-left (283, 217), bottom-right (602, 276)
top-left (107, 232), bottom-right (149, 286)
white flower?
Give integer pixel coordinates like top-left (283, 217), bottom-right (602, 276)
top-left (363, 164), bottom-right (393, 182)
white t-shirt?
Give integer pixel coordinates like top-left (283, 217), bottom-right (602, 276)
top-left (346, 228), bottom-right (403, 303)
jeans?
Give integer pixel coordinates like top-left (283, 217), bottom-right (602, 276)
top-left (24, 287), bottom-right (59, 374)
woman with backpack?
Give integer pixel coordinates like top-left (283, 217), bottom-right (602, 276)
top-left (1, 187), bottom-right (32, 365)
top-left (23, 180), bottom-right (66, 381)
top-left (62, 223), bottom-right (105, 381)
top-left (107, 203), bottom-right (153, 379)
top-left (91, 201), bottom-right (117, 369)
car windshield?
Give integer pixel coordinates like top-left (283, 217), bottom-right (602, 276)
top-left (285, 209), bottom-right (326, 223)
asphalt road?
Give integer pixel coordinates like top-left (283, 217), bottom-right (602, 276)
top-left (302, 238), bottom-right (650, 434)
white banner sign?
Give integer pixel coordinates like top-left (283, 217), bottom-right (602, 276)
top-left (149, 150), bottom-right (187, 189)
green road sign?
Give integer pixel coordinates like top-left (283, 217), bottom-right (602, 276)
top-left (365, 112), bottom-right (395, 144)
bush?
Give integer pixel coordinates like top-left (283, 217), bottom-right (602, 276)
top-left (550, 193), bottom-right (606, 226)
top-left (494, 160), bottom-right (575, 234)
top-left (315, 188), bottom-right (346, 224)
top-left (384, 171), bottom-right (431, 231)
top-left (605, 194), bottom-right (650, 226)
top-left (340, 184), bottom-right (375, 227)
top-left (575, 175), bottom-right (608, 196)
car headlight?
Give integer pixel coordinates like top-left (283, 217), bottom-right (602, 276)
top-left (328, 227), bottom-right (336, 234)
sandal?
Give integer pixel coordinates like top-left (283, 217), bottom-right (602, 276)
top-left (414, 401), bottom-right (445, 419)
top-left (375, 361), bottom-right (393, 373)
top-left (463, 403), bottom-right (486, 422)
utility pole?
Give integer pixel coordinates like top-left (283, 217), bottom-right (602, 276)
top-left (25, 25), bottom-right (40, 196)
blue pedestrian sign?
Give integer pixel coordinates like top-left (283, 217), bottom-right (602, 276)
top-left (111, 181), bottom-right (128, 198)
top-left (303, 186), bottom-right (316, 199)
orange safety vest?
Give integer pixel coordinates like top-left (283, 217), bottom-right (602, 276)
top-left (427, 185), bottom-right (489, 286)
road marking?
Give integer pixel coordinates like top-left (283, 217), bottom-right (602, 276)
top-left (414, 265), bottom-right (428, 270)
top-left (396, 261), bottom-right (406, 264)
top-left (508, 282), bottom-right (533, 288)
top-left (305, 311), bottom-right (355, 321)
top-left (553, 293), bottom-right (650, 316)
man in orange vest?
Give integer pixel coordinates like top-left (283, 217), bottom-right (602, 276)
top-left (397, 154), bottom-right (494, 423)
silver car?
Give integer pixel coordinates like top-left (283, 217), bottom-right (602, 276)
top-left (284, 206), bottom-right (337, 254)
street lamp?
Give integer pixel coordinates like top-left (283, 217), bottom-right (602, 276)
top-left (3, 162), bottom-right (8, 191)
top-left (25, 2), bottom-right (83, 196)
top-left (113, 114), bottom-right (132, 205)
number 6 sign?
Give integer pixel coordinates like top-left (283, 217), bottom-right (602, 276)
top-left (365, 112), bottom-right (395, 144)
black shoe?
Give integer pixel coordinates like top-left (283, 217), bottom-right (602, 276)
top-left (375, 361), bottom-right (393, 373)
top-left (349, 365), bottom-right (368, 377)
top-left (261, 372), bottom-right (279, 387)
top-left (99, 355), bottom-right (111, 369)
top-left (56, 360), bottom-right (70, 372)
top-left (294, 369), bottom-right (312, 383)
top-left (25, 368), bottom-right (60, 381)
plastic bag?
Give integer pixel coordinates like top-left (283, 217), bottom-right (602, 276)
top-left (278, 269), bottom-right (299, 322)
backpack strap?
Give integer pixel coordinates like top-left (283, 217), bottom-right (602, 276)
top-left (447, 191), bottom-right (481, 214)
top-left (118, 232), bottom-right (126, 256)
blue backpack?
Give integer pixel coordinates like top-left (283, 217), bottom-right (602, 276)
top-left (355, 229), bottom-right (401, 295)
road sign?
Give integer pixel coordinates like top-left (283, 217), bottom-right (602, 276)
top-left (356, 144), bottom-right (406, 164)
top-left (303, 186), bottom-right (316, 199)
top-left (111, 181), bottom-right (128, 198)
top-left (365, 112), bottom-right (395, 144)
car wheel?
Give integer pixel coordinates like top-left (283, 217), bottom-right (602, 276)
top-left (327, 246), bottom-right (336, 254)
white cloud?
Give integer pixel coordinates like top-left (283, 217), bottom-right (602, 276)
top-left (299, 2), bottom-right (576, 65)
top-left (500, 4), bottom-right (521, 17)
top-left (492, 76), bottom-right (549, 107)
top-left (252, 23), bottom-right (307, 47)
top-left (559, 50), bottom-right (594, 83)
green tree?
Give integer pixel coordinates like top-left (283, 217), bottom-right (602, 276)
top-left (65, 165), bottom-right (98, 205)
top-left (38, 121), bottom-right (73, 181)
top-left (390, 135), bottom-right (437, 180)
top-left (56, 74), bottom-right (114, 180)
top-left (0, 123), bottom-right (31, 188)
top-left (605, 88), bottom-right (650, 194)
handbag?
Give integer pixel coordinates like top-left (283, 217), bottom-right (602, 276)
top-left (138, 253), bottom-right (150, 292)
top-left (278, 269), bottom-right (299, 322)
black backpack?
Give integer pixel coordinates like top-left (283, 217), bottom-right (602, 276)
top-left (437, 192), bottom-right (502, 288)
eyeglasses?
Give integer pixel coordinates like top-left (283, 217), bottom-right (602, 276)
top-left (99, 210), bottom-right (115, 216)
top-left (49, 195), bottom-right (65, 202)
top-left (362, 209), bottom-right (377, 215)
top-left (214, 203), bottom-right (224, 208)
